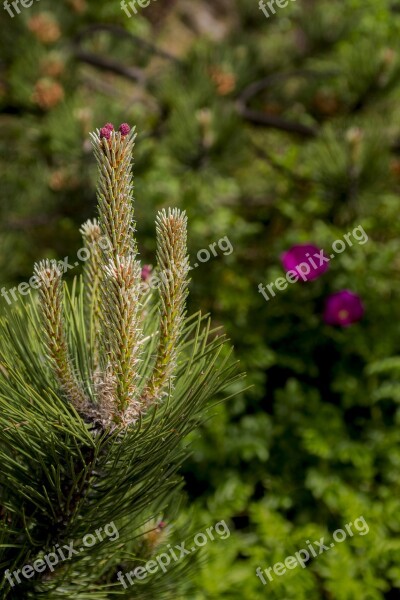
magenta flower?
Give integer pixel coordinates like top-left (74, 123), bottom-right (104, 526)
top-left (281, 244), bottom-right (329, 282)
top-left (103, 122), bottom-right (114, 131)
top-left (119, 123), bottom-right (131, 136)
top-left (323, 290), bottom-right (364, 327)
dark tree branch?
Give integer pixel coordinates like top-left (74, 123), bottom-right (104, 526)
top-left (73, 47), bottom-right (146, 84)
top-left (237, 103), bottom-right (317, 137)
top-left (237, 69), bottom-right (339, 137)
top-left (73, 23), bottom-right (182, 65)
top-left (5, 214), bottom-right (58, 230)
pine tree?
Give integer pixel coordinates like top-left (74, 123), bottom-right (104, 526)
top-left (0, 121), bottom-right (242, 599)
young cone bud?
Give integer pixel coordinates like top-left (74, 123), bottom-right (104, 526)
top-left (90, 125), bottom-right (143, 425)
top-left (80, 219), bottom-right (103, 368)
top-left (142, 208), bottom-right (190, 405)
top-left (34, 259), bottom-right (87, 412)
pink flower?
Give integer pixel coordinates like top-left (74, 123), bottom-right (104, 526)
top-left (281, 244), bottom-right (329, 282)
top-left (103, 122), bottom-right (114, 131)
top-left (119, 123), bottom-right (131, 136)
top-left (323, 290), bottom-right (364, 327)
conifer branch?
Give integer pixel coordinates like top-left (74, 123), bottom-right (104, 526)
top-left (142, 208), bottom-right (190, 406)
top-left (34, 260), bottom-right (87, 412)
top-left (0, 115), bottom-right (243, 597)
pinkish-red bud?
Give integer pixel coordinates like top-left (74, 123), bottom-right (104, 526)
top-left (141, 265), bottom-right (152, 282)
top-left (103, 122), bottom-right (114, 131)
top-left (119, 123), bottom-right (131, 136)
top-left (100, 127), bottom-right (112, 140)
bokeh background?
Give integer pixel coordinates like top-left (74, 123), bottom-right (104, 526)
top-left (1, 0), bottom-right (400, 597)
